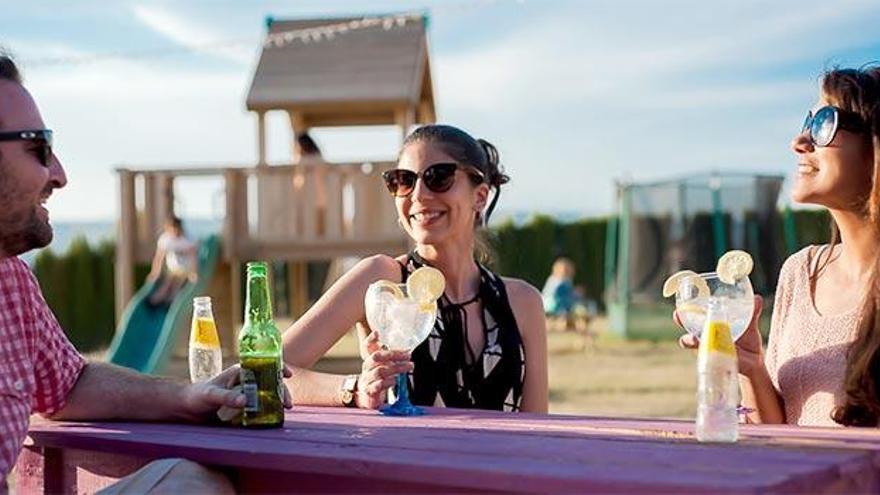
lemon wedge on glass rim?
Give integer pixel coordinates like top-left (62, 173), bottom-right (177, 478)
top-left (662, 270), bottom-right (710, 299)
top-left (407, 266), bottom-right (446, 305)
top-left (716, 250), bottom-right (754, 285)
top-left (662, 270), bottom-right (698, 298)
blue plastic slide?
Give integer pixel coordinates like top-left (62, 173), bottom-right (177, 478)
top-left (107, 235), bottom-right (221, 374)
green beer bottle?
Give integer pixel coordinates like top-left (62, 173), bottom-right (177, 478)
top-left (238, 261), bottom-right (284, 428)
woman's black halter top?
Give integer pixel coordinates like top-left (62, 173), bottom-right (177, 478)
top-left (398, 251), bottom-right (525, 411)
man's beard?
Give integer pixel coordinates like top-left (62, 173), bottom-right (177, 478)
top-left (0, 167), bottom-right (54, 257)
top-left (0, 206), bottom-right (53, 257)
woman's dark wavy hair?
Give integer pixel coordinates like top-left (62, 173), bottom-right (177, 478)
top-left (815, 65), bottom-right (880, 426)
top-left (400, 124), bottom-right (509, 226)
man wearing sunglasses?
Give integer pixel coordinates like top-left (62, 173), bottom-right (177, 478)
top-left (0, 54), bottom-right (254, 493)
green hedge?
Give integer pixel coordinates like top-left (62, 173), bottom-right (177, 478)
top-left (786, 208), bottom-right (831, 250)
top-left (30, 209), bottom-right (833, 351)
top-left (33, 237), bottom-right (116, 352)
top-left (32, 236), bottom-right (148, 353)
top-left (490, 214), bottom-right (608, 304)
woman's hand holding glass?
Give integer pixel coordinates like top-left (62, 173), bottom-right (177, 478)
top-left (355, 330), bottom-right (414, 409)
top-left (676, 294), bottom-right (765, 377)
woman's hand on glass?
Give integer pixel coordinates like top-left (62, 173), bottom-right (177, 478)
top-left (356, 345), bottom-right (413, 409)
top-left (358, 326), bottom-right (383, 360)
top-left (675, 294), bottom-right (766, 377)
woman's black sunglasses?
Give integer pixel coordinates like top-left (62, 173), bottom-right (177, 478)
top-left (382, 162), bottom-right (485, 197)
top-left (802, 106), bottom-right (866, 147)
top-left (0, 129), bottom-right (53, 167)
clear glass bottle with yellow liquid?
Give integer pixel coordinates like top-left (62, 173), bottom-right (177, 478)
top-left (189, 296), bottom-right (223, 383)
top-left (696, 298), bottom-right (739, 442)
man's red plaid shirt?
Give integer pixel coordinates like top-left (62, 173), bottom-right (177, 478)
top-left (0, 257), bottom-right (85, 483)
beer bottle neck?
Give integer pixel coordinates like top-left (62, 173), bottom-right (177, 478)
top-left (244, 275), bottom-right (273, 324)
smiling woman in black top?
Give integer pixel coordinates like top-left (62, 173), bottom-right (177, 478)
top-left (281, 125), bottom-right (548, 413)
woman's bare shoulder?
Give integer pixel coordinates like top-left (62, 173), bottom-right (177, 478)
top-left (500, 277), bottom-right (546, 339)
top-left (349, 254), bottom-right (407, 283)
top-left (501, 277), bottom-right (544, 314)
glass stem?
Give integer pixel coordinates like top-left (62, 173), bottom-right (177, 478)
top-left (395, 372), bottom-right (410, 405)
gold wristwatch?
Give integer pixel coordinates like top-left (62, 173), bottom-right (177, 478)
top-left (341, 374), bottom-right (359, 408)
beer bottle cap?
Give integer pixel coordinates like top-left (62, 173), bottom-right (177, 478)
top-left (246, 261), bottom-right (268, 276)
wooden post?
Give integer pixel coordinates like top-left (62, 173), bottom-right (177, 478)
top-left (159, 173), bottom-right (175, 223)
top-left (289, 261), bottom-right (308, 320)
top-left (224, 169), bottom-right (246, 331)
top-left (143, 173), bottom-right (157, 241)
top-left (395, 106), bottom-right (416, 144)
top-left (302, 166), bottom-right (318, 241)
top-left (223, 170), bottom-right (247, 260)
top-left (115, 170), bottom-right (137, 324)
top-left (324, 170), bottom-right (343, 239)
top-left (351, 171), bottom-right (369, 239)
top-left (419, 100), bottom-right (435, 124)
top-left (377, 163), bottom-right (399, 236)
top-left (256, 111), bottom-right (267, 166)
top-left (154, 173), bottom-right (174, 248)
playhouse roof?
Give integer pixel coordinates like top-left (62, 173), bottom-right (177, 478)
top-left (246, 15), bottom-right (435, 127)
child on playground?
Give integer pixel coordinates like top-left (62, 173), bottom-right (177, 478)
top-left (147, 216), bottom-right (197, 305)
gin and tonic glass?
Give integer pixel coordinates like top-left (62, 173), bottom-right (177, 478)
top-left (675, 272), bottom-right (754, 342)
top-left (364, 282), bottom-right (437, 416)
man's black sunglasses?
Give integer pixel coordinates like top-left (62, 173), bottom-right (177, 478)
top-left (802, 106), bottom-right (867, 147)
top-left (382, 162), bottom-right (485, 197)
top-left (0, 129), bottom-right (53, 167)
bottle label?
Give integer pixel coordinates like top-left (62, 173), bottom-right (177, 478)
top-left (704, 320), bottom-right (735, 356)
top-left (243, 383), bottom-right (259, 412)
top-left (192, 317), bottom-right (220, 347)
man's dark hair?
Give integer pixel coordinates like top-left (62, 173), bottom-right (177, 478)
top-left (0, 50), bottom-right (21, 142)
top-left (0, 50), bottom-right (22, 84)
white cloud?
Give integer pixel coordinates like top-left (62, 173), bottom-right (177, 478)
top-left (130, 3), bottom-right (253, 65)
top-left (435, 0), bottom-right (878, 116)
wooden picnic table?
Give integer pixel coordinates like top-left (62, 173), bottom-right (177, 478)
top-left (15, 406), bottom-right (880, 493)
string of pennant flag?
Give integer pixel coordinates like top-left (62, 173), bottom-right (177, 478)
top-left (20, 0), bottom-right (519, 68)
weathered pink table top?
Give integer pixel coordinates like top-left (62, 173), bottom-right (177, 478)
top-left (23, 406), bottom-right (880, 493)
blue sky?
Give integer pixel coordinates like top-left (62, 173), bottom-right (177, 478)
top-left (3, 0), bottom-right (880, 222)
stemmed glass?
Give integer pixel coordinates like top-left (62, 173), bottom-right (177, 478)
top-left (364, 282), bottom-right (438, 416)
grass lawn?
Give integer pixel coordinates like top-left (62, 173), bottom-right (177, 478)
top-left (546, 330), bottom-right (696, 418)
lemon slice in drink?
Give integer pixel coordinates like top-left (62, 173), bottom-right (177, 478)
top-left (716, 250), bottom-right (753, 285)
top-left (407, 266), bottom-right (446, 304)
top-left (662, 270), bottom-right (698, 298)
top-left (677, 303), bottom-right (707, 315)
top-left (371, 280), bottom-right (405, 300)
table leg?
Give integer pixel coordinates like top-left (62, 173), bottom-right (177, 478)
top-left (14, 446), bottom-right (152, 494)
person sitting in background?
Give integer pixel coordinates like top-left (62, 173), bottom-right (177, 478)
top-left (0, 51), bottom-right (274, 495)
top-left (147, 216), bottom-right (197, 306)
top-left (677, 66), bottom-right (880, 427)
top-left (542, 257), bottom-right (577, 330)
